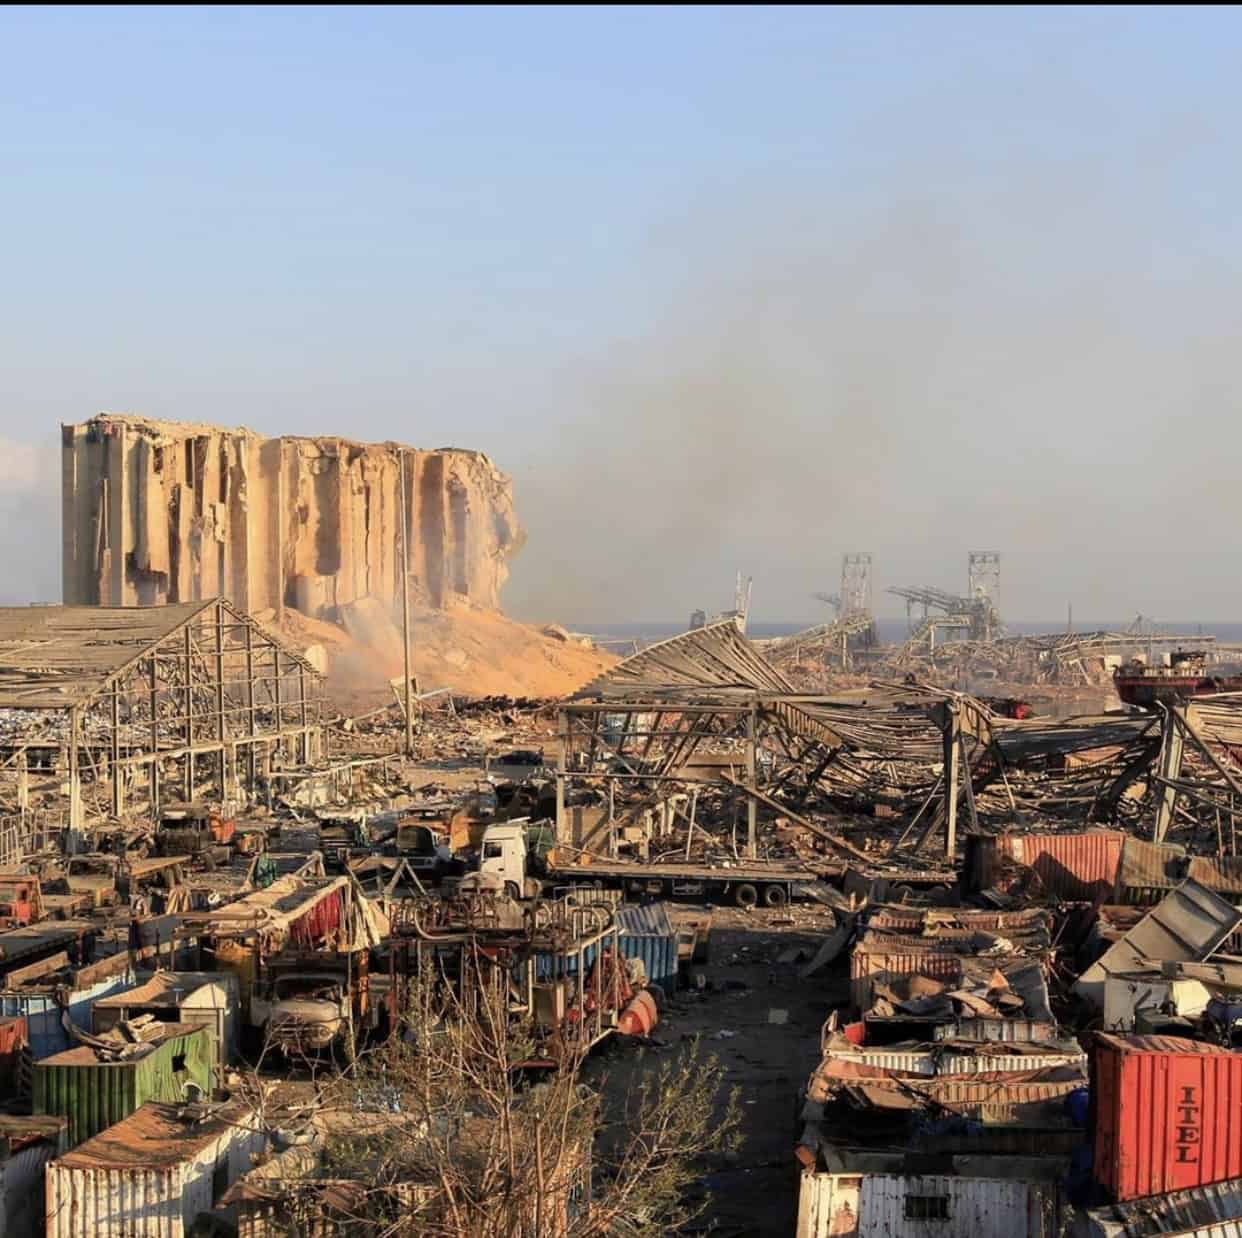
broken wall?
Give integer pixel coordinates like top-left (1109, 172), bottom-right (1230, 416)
top-left (61, 415), bottom-right (525, 617)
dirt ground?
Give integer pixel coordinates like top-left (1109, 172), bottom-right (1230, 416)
top-left (588, 904), bottom-right (849, 1236)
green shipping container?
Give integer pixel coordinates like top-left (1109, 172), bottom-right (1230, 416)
top-left (34, 1022), bottom-right (213, 1147)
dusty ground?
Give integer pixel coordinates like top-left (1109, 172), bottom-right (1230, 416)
top-left (588, 905), bottom-right (848, 1236)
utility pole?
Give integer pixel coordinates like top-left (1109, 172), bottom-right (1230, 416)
top-left (397, 449), bottom-right (414, 757)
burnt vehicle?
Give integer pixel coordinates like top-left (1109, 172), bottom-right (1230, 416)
top-left (49, 853), bottom-right (189, 910)
top-left (316, 811), bottom-right (370, 873)
top-left (155, 802), bottom-right (236, 866)
top-left (394, 810), bottom-right (459, 884)
top-left (251, 949), bottom-right (380, 1062)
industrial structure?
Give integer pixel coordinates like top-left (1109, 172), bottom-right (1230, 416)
top-left (61, 414), bottom-right (524, 618)
top-left (0, 598), bottom-right (324, 856)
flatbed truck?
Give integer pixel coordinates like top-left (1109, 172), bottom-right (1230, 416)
top-left (479, 820), bottom-right (841, 907)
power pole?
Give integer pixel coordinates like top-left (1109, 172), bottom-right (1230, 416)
top-left (397, 449), bottom-right (414, 757)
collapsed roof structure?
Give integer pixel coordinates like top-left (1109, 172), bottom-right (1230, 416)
top-left (0, 598), bottom-right (323, 858)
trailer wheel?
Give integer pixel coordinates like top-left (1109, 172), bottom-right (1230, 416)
top-left (763, 884), bottom-right (788, 908)
top-left (735, 883), bottom-right (759, 909)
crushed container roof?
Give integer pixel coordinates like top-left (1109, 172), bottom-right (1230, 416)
top-left (37, 1021), bottom-right (204, 1066)
top-left (55, 1101), bottom-right (249, 1168)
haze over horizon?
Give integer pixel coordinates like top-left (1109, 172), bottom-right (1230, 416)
top-left (4, 8), bottom-right (1242, 625)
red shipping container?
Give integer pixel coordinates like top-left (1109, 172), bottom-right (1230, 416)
top-left (992, 831), bottom-right (1124, 901)
top-left (1093, 1033), bottom-right (1242, 1202)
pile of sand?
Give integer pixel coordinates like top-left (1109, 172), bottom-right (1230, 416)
top-left (267, 598), bottom-right (616, 709)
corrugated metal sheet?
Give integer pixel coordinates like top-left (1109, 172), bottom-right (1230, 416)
top-left (1120, 839), bottom-right (1186, 894)
top-left (1003, 831), bottom-right (1124, 901)
top-left (1083, 1173), bottom-right (1242, 1237)
top-left (907, 1077), bottom-right (1081, 1125)
top-left (939, 1048), bottom-right (1086, 1074)
top-left (1188, 857), bottom-right (1242, 898)
top-left (614, 903), bottom-right (678, 996)
top-left (1076, 880), bottom-right (1242, 1009)
top-left (859, 1174), bottom-right (1059, 1236)
top-left (34, 1025), bottom-right (213, 1147)
top-left (820, 1043), bottom-right (1085, 1076)
top-left (797, 1170), bottom-right (1061, 1238)
top-left (0, 964), bottom-right (135, 1058)
top-left (864, 907), bottom-right (1051, 936)
top-left (1094, 1034), bottom-right (1242, 1203)
top-left (45, 1101), bottom-right (266, 1238)
top-left (940, 1018), bottom-right (1060, 1043)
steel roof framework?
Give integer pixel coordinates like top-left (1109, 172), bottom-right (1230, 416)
top-left (0, 597), bottom-right (324, 835)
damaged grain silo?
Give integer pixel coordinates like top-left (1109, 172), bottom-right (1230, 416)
top-left (60, 414), bottom-right (526, 618)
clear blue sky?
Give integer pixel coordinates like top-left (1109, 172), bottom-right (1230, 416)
top-left (3, 6), bottom-right (1241, 624)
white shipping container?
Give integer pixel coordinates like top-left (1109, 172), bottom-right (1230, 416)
top-left (797, 1170), bottom-right (1061, 1238)
top-left (819, 1046), bottom-right (1086, 1077)
top-left (45, 1102), bottom-right (266, 1238)
top-left (1, 1117), bottom-right (67, 1238)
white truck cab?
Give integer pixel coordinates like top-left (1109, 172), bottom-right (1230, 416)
top-left (479, 819), bottom-right (539, 899)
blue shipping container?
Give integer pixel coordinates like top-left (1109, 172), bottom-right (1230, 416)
top-left (615, 902), bottom-right (678, 997)
top-left (533, 902), bottom-right (679, 998)
top-left (0, 966), bottom-right (135, 1059)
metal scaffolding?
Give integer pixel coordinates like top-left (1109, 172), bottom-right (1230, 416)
top-left (0, 597), bottom-right (324, 837)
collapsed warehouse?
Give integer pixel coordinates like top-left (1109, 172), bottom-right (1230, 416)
top-left (0, 598), bottom-right (323, 856)
top-left (553, 619), bottom-right (1242, 873)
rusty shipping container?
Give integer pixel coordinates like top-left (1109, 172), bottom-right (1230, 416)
top-left (968, 830), bottom-right (1124, 901)
top-left (1093, 1033), bottom-right (1242, 1202)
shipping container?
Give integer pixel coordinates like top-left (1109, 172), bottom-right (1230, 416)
top-left (34, 1022), bottom-right (213, 1146)
top-left (814, 1043), bottom-right (1086, 1082)
top-left (92, 970), bottom-right (240, 1069)
top-left (796, 1167), bottom-right (1062, 1237)
top-left (533, 905), bottom-right (676, 999)
top-left (864, 906), bottom-right (1050, 936)
top-left (0, 1114), bottom-right (67, 1238)
top-left (0, 956), bottom-right (135, 1058)
top-left (967, 830), bottom-right (1124, 902)
top-left (1093, 1033), bottom-right (1242, 1202)
top-left (44, 1101), bottom-right (266, 1238)
top-left (613, 903), bottom-right (678, 996)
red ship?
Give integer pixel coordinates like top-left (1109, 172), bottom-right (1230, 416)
top-left (1113, 649), bottom-right (1242, 709)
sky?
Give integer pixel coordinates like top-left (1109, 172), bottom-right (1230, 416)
top-left (3, 6), bottom-right (1242, 625)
